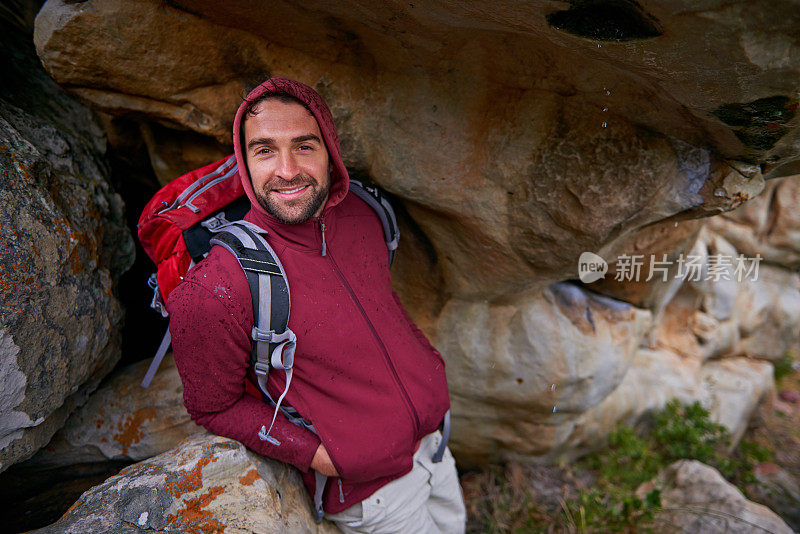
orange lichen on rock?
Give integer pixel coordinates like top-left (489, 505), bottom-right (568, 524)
top-left (238, 468), bottom-right (259, 486)
top-left (63, 498), bottom-right (83, 517)
top-left (112, 407), bottom-right (156, 454)
top-left (94, 410), bottom-right (105, 429)
top-left (166, 455), bottom-right (213, 499)
top-left (167, 485), bottom-right (226, 534)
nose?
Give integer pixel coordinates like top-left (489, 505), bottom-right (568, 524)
top-left (275, 151), bottom-right (300, 180)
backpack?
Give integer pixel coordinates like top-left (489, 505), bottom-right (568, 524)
top-left (137, 155), bottom-right (448, 521)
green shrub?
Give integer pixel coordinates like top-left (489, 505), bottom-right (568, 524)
top-left (774, 353), bottom-right (795, 382)
top-left (465, 399), bottom-right (773, 533)
top-left (651, 400), bottom-right (729, 464)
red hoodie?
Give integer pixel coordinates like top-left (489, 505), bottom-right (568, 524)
top-left (166, 78), bottom-right (450, 514)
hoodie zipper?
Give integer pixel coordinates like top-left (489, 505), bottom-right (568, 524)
top-left (320, 217), bottom-right (327, 257)
top-left (324, 246), bottom-right (421, 436)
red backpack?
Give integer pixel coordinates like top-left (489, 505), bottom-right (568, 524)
top-left (138, 155), bottom-right (241, 305)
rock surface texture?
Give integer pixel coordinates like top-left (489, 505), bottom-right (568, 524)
top-left (0, 10), bottom-right (133, 473)
top-left (29, 0), bottom-right (800, 467)
top-left (33, 0), bottom-right (799, 297)
top-left (31, 434), bottom-right (339, 534)
top-left (637, 460), bottom-right (794, 534)
top-left (25, 354), bottom-right (200, 468)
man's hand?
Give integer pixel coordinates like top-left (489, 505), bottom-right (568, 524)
top-left (311, 444), bottom-right (339, 477)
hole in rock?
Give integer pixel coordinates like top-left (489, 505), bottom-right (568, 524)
top-left (546, 0), bottom-right (662, 41)
top-left (713, 95), bottom-right (797, 150)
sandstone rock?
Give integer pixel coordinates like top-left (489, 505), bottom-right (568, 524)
top-left (25, 354), bottom-right (200, 468)
top-left (0, 16), bottom-right (133, 473)
top-left (564, 348), bottom-right (701, 457)
top-left (707, 176), bottom-right (800, 269)
top-left (636, 460), bottom-right (793, 534)
top-left (31, 434), bottom-right (339, 534)
top-left (733, 264), bottom-right (800, 361)
top-left (586, 217), bottom-right (702, 312)
top-left (438, 282), bottom-right (652, 465)
top-left (749, 462), bottom-right (800, 531)
top-left (33, 0), bottom-right (789, 302)
top-left (35, 0), bottom-right (800, 166)
top-left (649, 228), bottom-right (800, 363)
top-left (699, 358), bottom-right (774, 445)
top-left (653, 291), bottom-right (741, 363)
top-left (564, 354), bottom-right (773, 455)
top-left (139, 122), bottom-right (231, 186)
top-left (690, 230), bottom-right (740, 323)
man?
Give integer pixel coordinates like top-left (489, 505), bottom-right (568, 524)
top-left (168, 77), bottom-right (466, 533)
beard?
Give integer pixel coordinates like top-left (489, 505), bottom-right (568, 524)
top-left (254, 174), bottom-right (331, 225)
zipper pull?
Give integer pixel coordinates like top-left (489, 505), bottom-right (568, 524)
top-left (320, 218), bottom-right (327, 257)
top-left (338, 479), bottom-right (345, 503)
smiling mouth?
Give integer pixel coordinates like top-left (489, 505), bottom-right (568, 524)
top-left (271, 185), bottom-right (310, 197)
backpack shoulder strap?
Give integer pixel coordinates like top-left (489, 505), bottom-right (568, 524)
top-left (348, 179), bottom-right (400, 266)
top-left (209, 221), bottom-right (306, 444)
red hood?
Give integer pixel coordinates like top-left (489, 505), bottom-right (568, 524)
top-left (232, 77), bottom-right (349, 221)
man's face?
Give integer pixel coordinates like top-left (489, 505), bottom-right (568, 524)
top-left (243, 99), bottom-right (331, 224)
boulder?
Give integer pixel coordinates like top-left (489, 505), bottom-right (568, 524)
top-left (33, 0), bottom-right (800, 167)
top-left (33, 0), bottom-right (784, 301)
top-left (733, 264), bottom-right (800, 361)
top-left (645, 226), bottom-right (800, 363)
top-left (699, 358), bottom-right (774, 446)
top-left (0, 13), bottom-right (133, 473)
top-left (707, 176), bottom-right (800, 268)
top-left (749, 462), bottom-right (800, 531)
top-left (25, 354), bottom-right (200, 468)
top-left (586, 218), bottom-right (703, 312)
top-left (563, 348), bottom-right (701, 457)
top-left (138, 122), bottom-right (231, 186)
top-left (564, 353), bottom-right (773, 456)
top-left (636, 460), bottom-right (793, 534)
top-left (438, 282), bottom-right (652, 465)
top-left (31, 434), bottom-right (339, 534)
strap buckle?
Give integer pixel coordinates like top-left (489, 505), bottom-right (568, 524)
top-left (252, 326), bottom-right (296, 345)
top-left (200, 212), bottom-right (230, 231)
top-left (147, 273), bottom-right (168, 318)
top-left (251, 326), bottom-right (276, 343)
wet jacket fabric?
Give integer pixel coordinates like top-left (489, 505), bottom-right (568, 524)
top-left (167, 78), bottom-right (450, 514)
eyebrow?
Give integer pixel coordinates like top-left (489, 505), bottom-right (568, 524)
top-left (247, 134), bottom-right (322, 151)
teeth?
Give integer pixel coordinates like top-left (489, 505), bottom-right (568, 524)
top-left (277, 186), bottom-right (306, 194)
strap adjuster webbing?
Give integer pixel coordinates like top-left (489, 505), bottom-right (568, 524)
top-left (432, 410), bottom-right (451, 463)
top-left (251, 326), bottom-right (295, 345)
top-left (313, 471), bottom-right (327, 523)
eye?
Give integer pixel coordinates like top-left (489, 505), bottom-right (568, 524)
top-left (297, 144), bottom-right (313, 151)
top-left (256, 147), bottom-right (272, 155)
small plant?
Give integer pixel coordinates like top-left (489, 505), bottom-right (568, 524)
top-left (774, 353), bottom-right (796, 382)
top-left (584, 425), bottom-right (660, 487)
top-left (559, 488), bottom-right (661, 533)
top-left (651, 399), bottom-right (729, 465)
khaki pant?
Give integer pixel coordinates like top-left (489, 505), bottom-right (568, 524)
top-left (325, 432), bottom-right (466, 533)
